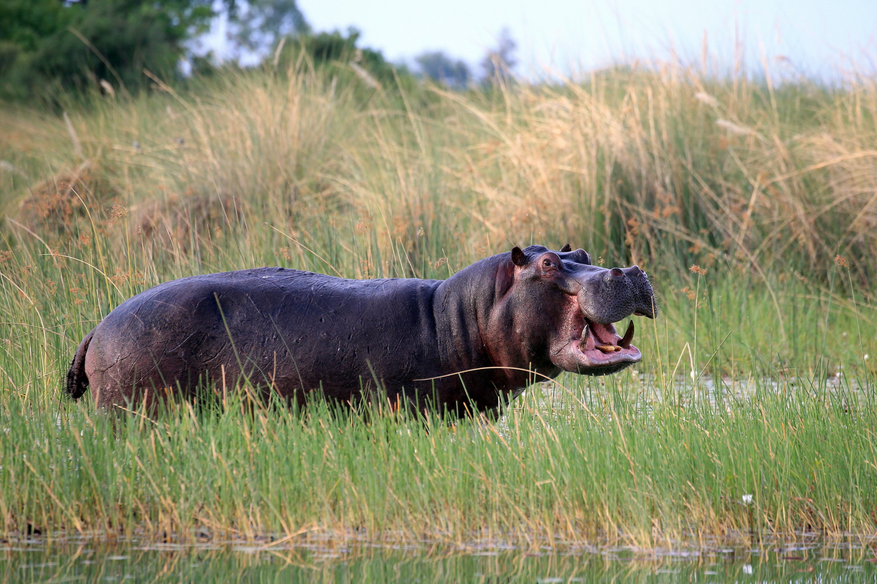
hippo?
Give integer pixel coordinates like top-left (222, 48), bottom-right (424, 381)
top-left (65, 245), bottom-right (656, 416)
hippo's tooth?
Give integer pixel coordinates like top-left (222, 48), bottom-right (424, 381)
top-left (619, 320), bottom-right (634, 349)
top-left (579, 324), bottom-right (592, 352)
top-left (595, 344), bottom-right (616, 353)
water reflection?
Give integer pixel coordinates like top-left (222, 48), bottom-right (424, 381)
top-left (3, 539), bottom-right (875, 583)
top-left (517, 372), bottom-right (873, 421)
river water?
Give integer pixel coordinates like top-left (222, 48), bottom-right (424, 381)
top-left (4, 538), bottom-right (875, 582)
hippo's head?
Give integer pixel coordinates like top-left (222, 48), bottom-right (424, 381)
top-left (491, 244), bottom-right (656, 377)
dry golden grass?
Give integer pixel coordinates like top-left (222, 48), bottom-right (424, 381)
top-left (2, 62), bottom-right (875, 290)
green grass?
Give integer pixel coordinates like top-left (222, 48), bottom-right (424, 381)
top-left (1, 364), bottom-right (874, 546)
top-left (0, 59), bottom-right (875, 546)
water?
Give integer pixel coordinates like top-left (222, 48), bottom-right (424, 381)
top-left (4, 539), bottom-right (876, 582)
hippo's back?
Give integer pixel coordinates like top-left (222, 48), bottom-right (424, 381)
top-left (79, 268), bottom-right (443, 408)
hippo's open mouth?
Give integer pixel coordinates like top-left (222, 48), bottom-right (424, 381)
top-left (579, 320), bottom-right (635, 353)
top-left (561, 319), bottom-right (642, 373)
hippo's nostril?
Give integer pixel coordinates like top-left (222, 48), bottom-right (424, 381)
top-left (609, 268), bottom-right (624, 278)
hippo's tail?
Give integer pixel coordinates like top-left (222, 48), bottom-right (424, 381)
top-left (65, 329), bottom-right (94, 400)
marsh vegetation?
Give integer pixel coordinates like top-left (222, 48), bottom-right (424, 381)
top-left (0, 57), bottom-right (875, 548)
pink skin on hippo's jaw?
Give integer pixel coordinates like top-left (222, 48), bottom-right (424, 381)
top-left (508, 244), bottom-right (657, 376)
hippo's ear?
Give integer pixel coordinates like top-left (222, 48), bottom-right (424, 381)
top-left (511, 247), bottom-right (528, 267)
top-left (560, 243), bottom-right (572, 252)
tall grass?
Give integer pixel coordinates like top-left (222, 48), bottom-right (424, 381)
top-left (0, 58), bottom-right (875, 545)
top-left (4, 60), bottom-right (877, 285)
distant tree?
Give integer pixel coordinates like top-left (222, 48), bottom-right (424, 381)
top-left (0, 0), bottom-right (308, 101)
top-left (273, 28), bottom-right (406, 88)
top-left (225, 0), bottom-right (309, 55)
top-left (414, 51), bottom-right (470, 89)
top-left (0, 0), bottom-right (218, 99)
top-left (480, 27), bottom-right (517, 83)
top-left (0, 0), bottom-right (69, 54)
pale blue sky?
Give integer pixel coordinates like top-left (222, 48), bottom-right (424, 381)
top-left (292, 0), bottom-right (876, 80)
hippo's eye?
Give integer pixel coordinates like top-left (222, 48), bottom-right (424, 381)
top-left (542, 259), bottom-right (553, 268)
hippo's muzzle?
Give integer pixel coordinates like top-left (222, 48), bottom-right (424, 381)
top-left (552, 256), bottom-right (657, 375)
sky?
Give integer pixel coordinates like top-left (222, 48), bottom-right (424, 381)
top-left (286, 0), bottom-right (877, 81)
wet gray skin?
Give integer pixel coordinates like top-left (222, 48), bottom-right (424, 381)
top-left (66, 244), bottom-right (656, 417)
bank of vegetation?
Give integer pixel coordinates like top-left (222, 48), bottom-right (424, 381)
top-left (0, 57), bottom-right (875, 545)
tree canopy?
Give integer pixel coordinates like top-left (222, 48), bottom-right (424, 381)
top-left (415, 51), bottom-right (471, 89)
top-left (226, 0), bottom-right (308, 54)
top-left (0, 0), bottom-right (306, 100)
top-left (0, 2), bottom-right (518, 103)
top-left (481, 27), bottom-right (517, 83)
